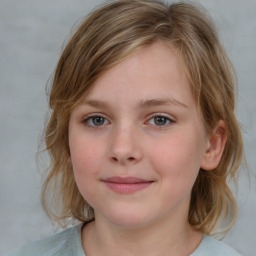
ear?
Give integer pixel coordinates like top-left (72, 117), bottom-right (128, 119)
top-left (200, 120), bottom-right (227, 171)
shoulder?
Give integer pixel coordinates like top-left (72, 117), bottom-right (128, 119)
top-left (6, 225), bottom-right (85, 256)
top-left (190, 235), bottom-right (242, 256)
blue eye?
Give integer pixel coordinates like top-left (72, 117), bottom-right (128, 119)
top-left (83, 116), bottom-right (109, 127)
top-left (148, 116), bottom-right (174, 126)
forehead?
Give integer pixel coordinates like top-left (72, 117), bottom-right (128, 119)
top-left (82, 41), bottom-right (194, 107)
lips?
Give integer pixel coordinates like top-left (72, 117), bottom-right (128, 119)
top-left (102, 176), bottom-right (154, 194)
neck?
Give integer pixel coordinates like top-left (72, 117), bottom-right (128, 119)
top-left (82, 214), bottom-right (203, 256)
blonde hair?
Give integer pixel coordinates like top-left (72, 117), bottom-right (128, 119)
top-left (42, 0), bottom-right (244, 234)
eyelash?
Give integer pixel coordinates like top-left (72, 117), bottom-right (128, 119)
top-left (82, 113), bottom-right (175, 129)
top-left (147, 114), bottom-right (174, 128)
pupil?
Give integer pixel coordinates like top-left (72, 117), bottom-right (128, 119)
top-left (155, 117), bottom-right (166, 125)
top-left (93, 117), bottom-right (104, 126)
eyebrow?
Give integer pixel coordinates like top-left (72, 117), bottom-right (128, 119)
top-left (138, 98), bottom-right (188, 108)
top-left (83, 98), bottom-right (188, 109)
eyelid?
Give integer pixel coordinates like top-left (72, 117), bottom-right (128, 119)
top-left (82, 113), bottom-right (108, 119)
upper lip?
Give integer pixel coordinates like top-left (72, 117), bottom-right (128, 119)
top-left (102, 176), bottom-right (153, 184)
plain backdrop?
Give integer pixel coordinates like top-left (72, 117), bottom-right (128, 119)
top-left (0, 0), bottom-right (255, 255)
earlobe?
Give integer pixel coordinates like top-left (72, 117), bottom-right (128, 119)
top-left (200, 120), bottom-right (227, 171)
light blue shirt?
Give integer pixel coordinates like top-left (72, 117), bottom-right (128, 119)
top-left (7, 224), bottom-right (242, 256)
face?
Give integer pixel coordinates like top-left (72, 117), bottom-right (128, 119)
top-left (68, 42), bottom-right (210, 229)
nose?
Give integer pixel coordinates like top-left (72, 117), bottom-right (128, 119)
top-left (108, 125), bottom-right (143, 165)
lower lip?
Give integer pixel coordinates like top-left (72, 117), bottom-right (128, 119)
top-left (104, 182), bottom-right (153, 194)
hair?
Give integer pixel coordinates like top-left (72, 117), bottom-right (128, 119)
top-left (42, 0), bottom-right (244, 234)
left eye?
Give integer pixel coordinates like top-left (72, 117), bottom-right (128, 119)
top-left (83, 116), bottom-right (109, 127)
top-left (148, 116), bottom-right (173, 126)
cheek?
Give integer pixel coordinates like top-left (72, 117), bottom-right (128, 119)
top-left (149, 132), bottom-right (204, 185)
top-left (69, 139), bottom-right (105, 206)
top-left (70, 134), bottom-right (103, 170)
top-left (69, 137), bottom-right (105, 190)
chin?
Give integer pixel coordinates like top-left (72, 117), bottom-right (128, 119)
top-left (102, 209), bottom-right (154, 230)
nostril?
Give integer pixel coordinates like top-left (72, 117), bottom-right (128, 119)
top-left (112, 157), bottom-right (118, 162)
top-left (111, 156), bottom-right (135, 162)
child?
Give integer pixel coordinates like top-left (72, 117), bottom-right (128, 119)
top-left (7, 0), bottom-right (244, 255)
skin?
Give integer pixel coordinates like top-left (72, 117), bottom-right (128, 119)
top-left (68, 41), bottom-right (227, 256)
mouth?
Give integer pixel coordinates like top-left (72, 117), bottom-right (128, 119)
top-left (102, 176), bottom-right (154, 194)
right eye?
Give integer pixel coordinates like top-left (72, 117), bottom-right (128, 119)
top-left (83, 115), bottom-right (109, 127)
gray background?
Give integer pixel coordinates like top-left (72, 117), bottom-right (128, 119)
top-left (0, 0), bottom-right (255, 255)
